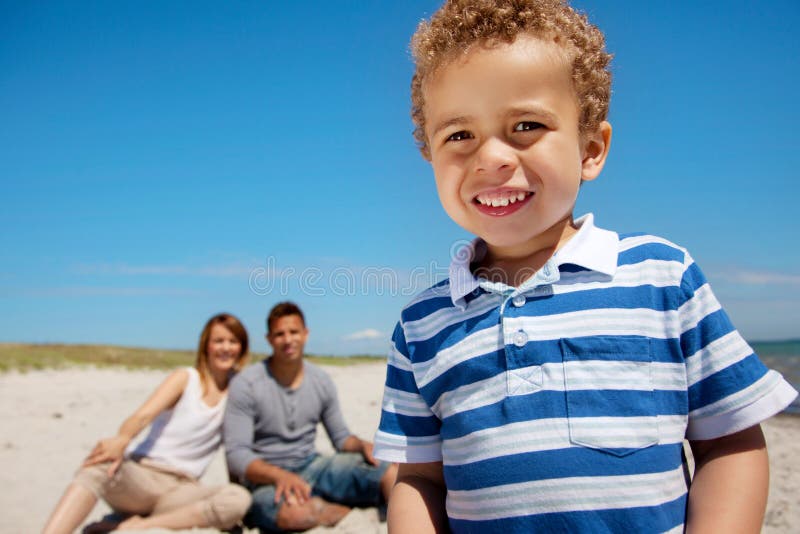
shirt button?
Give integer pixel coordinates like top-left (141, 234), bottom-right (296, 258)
top-left (512, 295), bottom-right (526, 307)
top-left (512, 330), bottom-right (528, 347)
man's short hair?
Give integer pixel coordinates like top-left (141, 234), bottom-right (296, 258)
top-left (410, 0), bottom-right (612, 159)
top-left (266, 301), bottom-right (306, 333)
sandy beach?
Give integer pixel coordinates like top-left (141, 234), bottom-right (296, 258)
top-left (1, 363), bottom-right (797, 533)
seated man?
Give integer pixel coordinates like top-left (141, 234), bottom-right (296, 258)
top-left (224, 301), bottom-right (396, 532)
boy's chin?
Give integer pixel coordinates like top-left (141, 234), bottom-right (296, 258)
top-left (477, 228), bottom-right (538, 248)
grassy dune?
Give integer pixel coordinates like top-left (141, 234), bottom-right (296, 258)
top-left (0, 343), bottom-right (383, 372)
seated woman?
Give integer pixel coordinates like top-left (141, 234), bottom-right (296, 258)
top-left (42, 313), bottom-right (252, 533)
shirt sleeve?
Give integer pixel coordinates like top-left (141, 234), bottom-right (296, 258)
top-left (373, 321), bottom-right (443, 463)
top-left (318, 370), bottom-right (351, 451)
top-left (679, 252), bottom-right (797, 440)
top-left (223, 372), bottom-right (261, 482)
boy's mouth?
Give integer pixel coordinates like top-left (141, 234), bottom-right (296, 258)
top-left (473, 190), bottom-right (533, 216)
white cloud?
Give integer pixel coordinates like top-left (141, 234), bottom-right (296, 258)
top-left (16, 286), bottom-right (201, 298)
top-left (342, 328), bottom-right (384, 341)
top-left (72, 262), bottom-right (256, 278)
top-left (716, 268), bottom-right (800, 286)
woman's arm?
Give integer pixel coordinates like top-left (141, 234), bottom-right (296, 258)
top-left (686, 424), bottom-right (769, 533)
top-left (82, 368), bottom-right (189, 475)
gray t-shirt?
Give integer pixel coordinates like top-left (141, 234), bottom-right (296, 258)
top-left (224, 360), bottom-right (351, 480)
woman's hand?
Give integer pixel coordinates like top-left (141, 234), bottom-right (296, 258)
top-left (83, 435), bottom-right (130, 476)
top-left (80, 369), bottom-right (189, 478)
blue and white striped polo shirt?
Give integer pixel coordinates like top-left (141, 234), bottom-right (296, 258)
top-left (374, 214), bottom-right (797, 533)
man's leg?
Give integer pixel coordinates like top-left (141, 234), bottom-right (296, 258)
top-left (246, 481), bottom-right (350, 532)
top-left (311, 452), bottom-right (393, 508)
top-left (276, 496), bottom-right (350, 531)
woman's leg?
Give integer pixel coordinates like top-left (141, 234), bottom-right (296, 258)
top-left (79, 460), bottom-right (173, 532)
top-left (41, 483), bottom-right (98, 534)
top-left (116, 482), bottom-right (251, 530)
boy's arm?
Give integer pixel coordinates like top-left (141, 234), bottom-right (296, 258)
top-left (388, 461), bottom-right (448, 533)
top-left (686, 424), bottom-right (769, 533)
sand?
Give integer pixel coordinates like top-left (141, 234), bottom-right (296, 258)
top-left (1, 363), bottom-right (797, 533)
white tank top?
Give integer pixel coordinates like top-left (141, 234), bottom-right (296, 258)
top-left (128, 367), bottom-right (226, 479)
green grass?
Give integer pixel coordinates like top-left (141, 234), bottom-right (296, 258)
top-left (305, 353), bottom-right (386, 366)
top-left (0, 343), bottom-right (383, 373)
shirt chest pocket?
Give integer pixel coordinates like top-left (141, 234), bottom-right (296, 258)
top-left (561, 337), bottom-right (659, 456)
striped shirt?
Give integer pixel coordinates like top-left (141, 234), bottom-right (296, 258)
top-left (373, 214), bottom-right (797, 533)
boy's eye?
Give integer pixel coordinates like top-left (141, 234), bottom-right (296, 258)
top-left (514, 121), bottom-right (544, 132)
top-left (446, 130), bottom-right (473, 142)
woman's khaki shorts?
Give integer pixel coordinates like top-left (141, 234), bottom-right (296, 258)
top-left (74, 459), bottom-right (250, 529)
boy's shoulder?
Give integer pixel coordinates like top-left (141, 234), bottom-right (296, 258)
top-left (400, 227), bottom-right (693, 328)
top-left (396, 230), bottom-right (694, 321)
top-left (616, 231), bottom-right (692, 265)
top-left (399, 278), bottom-right (455, 323)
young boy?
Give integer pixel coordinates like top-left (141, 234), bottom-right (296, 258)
top-left (372, 1), bottom-right (798, 532)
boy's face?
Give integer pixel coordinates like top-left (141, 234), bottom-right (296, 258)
top-left (423, 36), bottom-right (610, 257)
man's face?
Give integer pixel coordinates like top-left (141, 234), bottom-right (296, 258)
top-left (266, 314), bottom-right (308, 364)
top-left (423, 35), bottom-right (609, 257)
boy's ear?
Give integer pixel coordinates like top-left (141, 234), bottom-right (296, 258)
top-left (581, 121), bottom-right (612, 182)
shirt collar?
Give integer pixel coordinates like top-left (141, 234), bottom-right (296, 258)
top-left (448, 213), bottom-right (619, 309)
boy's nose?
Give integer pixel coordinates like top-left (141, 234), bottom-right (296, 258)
top-left (473, 138), bottom-right (517, 177)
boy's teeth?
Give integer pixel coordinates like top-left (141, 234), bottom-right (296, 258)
top-left (477, 192), bottom-right (528, 206)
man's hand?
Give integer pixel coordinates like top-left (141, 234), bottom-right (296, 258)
top-left (273, 469), bottom-right (312, 505)
top-left (359, 440), bottom-right (379, 466)
top-left (341, 435), bottom-right (380, 466)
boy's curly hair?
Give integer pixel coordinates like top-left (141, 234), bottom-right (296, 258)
top-left (411, 0), bottom-right (612, 159)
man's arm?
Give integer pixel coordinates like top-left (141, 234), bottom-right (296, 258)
top-left (686, 424), bottom-right (769, 533)
top-left (340, 435), bottom-right (379, 466)
top-left (222, 374), bottom-right (261, 482)
top-left (388, 461), bottom-right (448, 533)
top-left (317, 369), bottom-right (353, 450)
top-left (223, 374), bottom-right (312, 504)
top-left (318, 379), bottom-right (378, 466)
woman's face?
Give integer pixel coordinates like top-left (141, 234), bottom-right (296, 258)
top-left (205, 323), bottom-right (243, 373)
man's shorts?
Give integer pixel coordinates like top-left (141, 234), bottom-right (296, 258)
top-left (245, 452), bottom-right (389, 532)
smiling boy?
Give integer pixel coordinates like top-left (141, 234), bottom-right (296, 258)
top-left (372, 1), bottom-right (797, 532)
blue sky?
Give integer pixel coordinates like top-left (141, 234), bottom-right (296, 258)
top-left (1, 0), bottom-right (798, 356)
